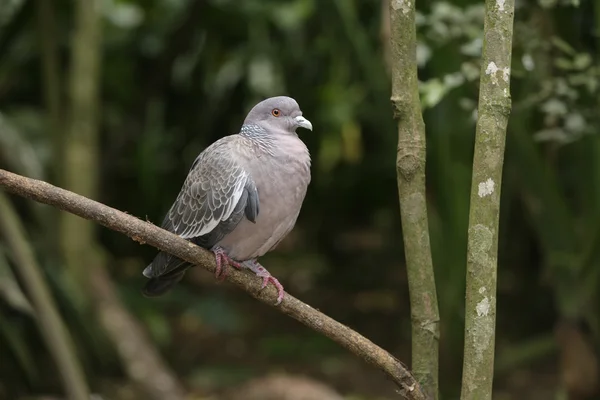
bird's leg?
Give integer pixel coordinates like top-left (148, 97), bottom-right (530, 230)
top-left (211, 246), bottom-right (242, 280)
top-left (241, 259), bottom-right (285, 305)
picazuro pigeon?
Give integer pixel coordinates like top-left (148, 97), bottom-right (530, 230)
top-left (142, 96), bottom-right (313, 305)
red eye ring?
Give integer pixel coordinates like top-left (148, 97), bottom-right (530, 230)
top-left (271, 108), bottom-right (281, 117)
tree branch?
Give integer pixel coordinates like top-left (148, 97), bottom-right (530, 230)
top-left (460, 0), bottom-right (515, 398)
top-left (389, 0), bottom-right (440, 398)
top-left (0, 168), bottom-right (428, 400)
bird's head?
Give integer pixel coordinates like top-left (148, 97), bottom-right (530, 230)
top-left (243, 96), bottom-right (313, 136)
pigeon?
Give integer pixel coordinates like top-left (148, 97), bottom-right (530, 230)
top-left (142, 96), bottom-right (312, 305)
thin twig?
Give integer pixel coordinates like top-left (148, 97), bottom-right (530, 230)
top-left (460, 0), bottom-right (515, 398)
top-left (0, 168), bottom-right (427, 400)
top-left (389, 0), bottom-right (440, 398)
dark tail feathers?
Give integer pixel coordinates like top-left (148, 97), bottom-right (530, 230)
top-left (142, 251), bottom-right (190, 297)
top-left (142, 271), bottom-right (186, 297)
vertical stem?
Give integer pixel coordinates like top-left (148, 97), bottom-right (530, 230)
top-left (36, 0), bottom-right (63, 172)
top-left (60, 0), bottom-right (102, 297)
top-left (380, 0), bottom-right (391, 74)
top-left (0, 193), bottom-right (90, 400)
top-left (389, 1), bottom-right (440, 398)
top-left (460, 0), bottom-right (515, 398)
top-left (58, 3), bottom-right (188, 398)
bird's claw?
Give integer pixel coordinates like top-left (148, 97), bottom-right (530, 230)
top-left (212, 246), bottom-right (242, 280)
top-left (210, 249), bottom-right (285, 305)
top-left (242, 260), bottom-right (285, 305)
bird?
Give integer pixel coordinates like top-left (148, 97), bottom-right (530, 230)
top-left (142, 96), bottom-right (313, 305)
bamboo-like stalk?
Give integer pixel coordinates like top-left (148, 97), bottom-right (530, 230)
top-left (0, 192), bottom-right (90, 400)
top-left (389, 1), bottom-right (440, 398)
top-left (460, 0), bottom-right (515, 398)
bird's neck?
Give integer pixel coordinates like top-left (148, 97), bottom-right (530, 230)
top-left (240, 123), bottom-right (276, 154)
top-left (239, 123), bottom-right (308, 163)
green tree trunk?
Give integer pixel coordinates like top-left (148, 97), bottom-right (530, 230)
top-left (389, 0), bottom-right (440, 398)
top-left (460, 0), bottom-right (515, 398)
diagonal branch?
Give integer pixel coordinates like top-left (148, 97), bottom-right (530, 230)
top-left (0, 168), bottom-right (428, 400)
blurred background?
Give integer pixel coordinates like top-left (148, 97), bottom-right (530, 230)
top-left (0, 0), bottom-right (599, 399)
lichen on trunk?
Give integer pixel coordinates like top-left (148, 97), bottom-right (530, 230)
top-left (460, 0), bottom-right (515, 399)
top-left (389, 0), bottom-right (440, 398)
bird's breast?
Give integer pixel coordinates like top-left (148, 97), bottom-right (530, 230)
top-left (218, 135), bottom-right (311, 260)
top-left (250, 137), bottom-right (310, 228)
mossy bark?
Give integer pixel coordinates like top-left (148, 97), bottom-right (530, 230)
top-left (389, 0), bottom-right (440, 398)
top-left (460, 0), bottom-right (515, 399)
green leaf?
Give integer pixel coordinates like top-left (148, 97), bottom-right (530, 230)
top-left (554, 57), bottom-right (573, 70)
top-left (551, 37), bottom-right (576, 55)
top-left (572, 53), bottom-right (592, 70)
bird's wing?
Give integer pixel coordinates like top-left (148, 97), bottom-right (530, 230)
top-left (161, 139), bottom-right (258, 240)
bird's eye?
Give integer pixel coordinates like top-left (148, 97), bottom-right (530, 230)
top-left (271, 108), bottom-right (281, 117)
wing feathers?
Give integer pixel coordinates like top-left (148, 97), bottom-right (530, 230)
top-left (162, 140), bottom-right (255, 240)
top-left (147, 137), bottom-right (261, 279)
top-left (244, 179), bottom-right (259, 223)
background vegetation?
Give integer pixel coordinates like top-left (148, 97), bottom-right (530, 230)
top-left (0, 0), bottom-right (599, 399)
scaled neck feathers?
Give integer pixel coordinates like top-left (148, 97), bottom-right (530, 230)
top-left (239, 123), bottom-right (276, 155)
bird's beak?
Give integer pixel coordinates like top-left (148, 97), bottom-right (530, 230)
top-left (294, 115), bottom-right (313, 131)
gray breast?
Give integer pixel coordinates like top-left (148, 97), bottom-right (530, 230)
top-left (217, 134), bottom-right (311, 260)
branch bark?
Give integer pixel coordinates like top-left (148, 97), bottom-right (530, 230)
top-left (389, 1), bottom-right (440, 398)
top-left (0, 192), bottom-right (90, 400)
top-left (0, 168), bottom-right (427, 400)
top-left (460, 0), bottom-right (515, 398)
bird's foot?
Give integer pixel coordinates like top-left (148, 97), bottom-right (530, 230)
top-left (242, 260), bottom-right (285, 305)
top-left (211, 246), bottom-right (242, 280)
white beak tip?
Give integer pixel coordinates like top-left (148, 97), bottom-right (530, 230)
top-left (294, 116), bottom-right (313, 131)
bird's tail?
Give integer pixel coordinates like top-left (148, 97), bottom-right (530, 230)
top-left (142, 252), bottom-right (190, 297)
top-left (142, 271), bottom-right (186, 297)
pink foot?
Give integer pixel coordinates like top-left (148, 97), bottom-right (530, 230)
top-left (242, 260), bottom-right (285, 305)
top-left (212, 246), bottom-right (242, 280)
